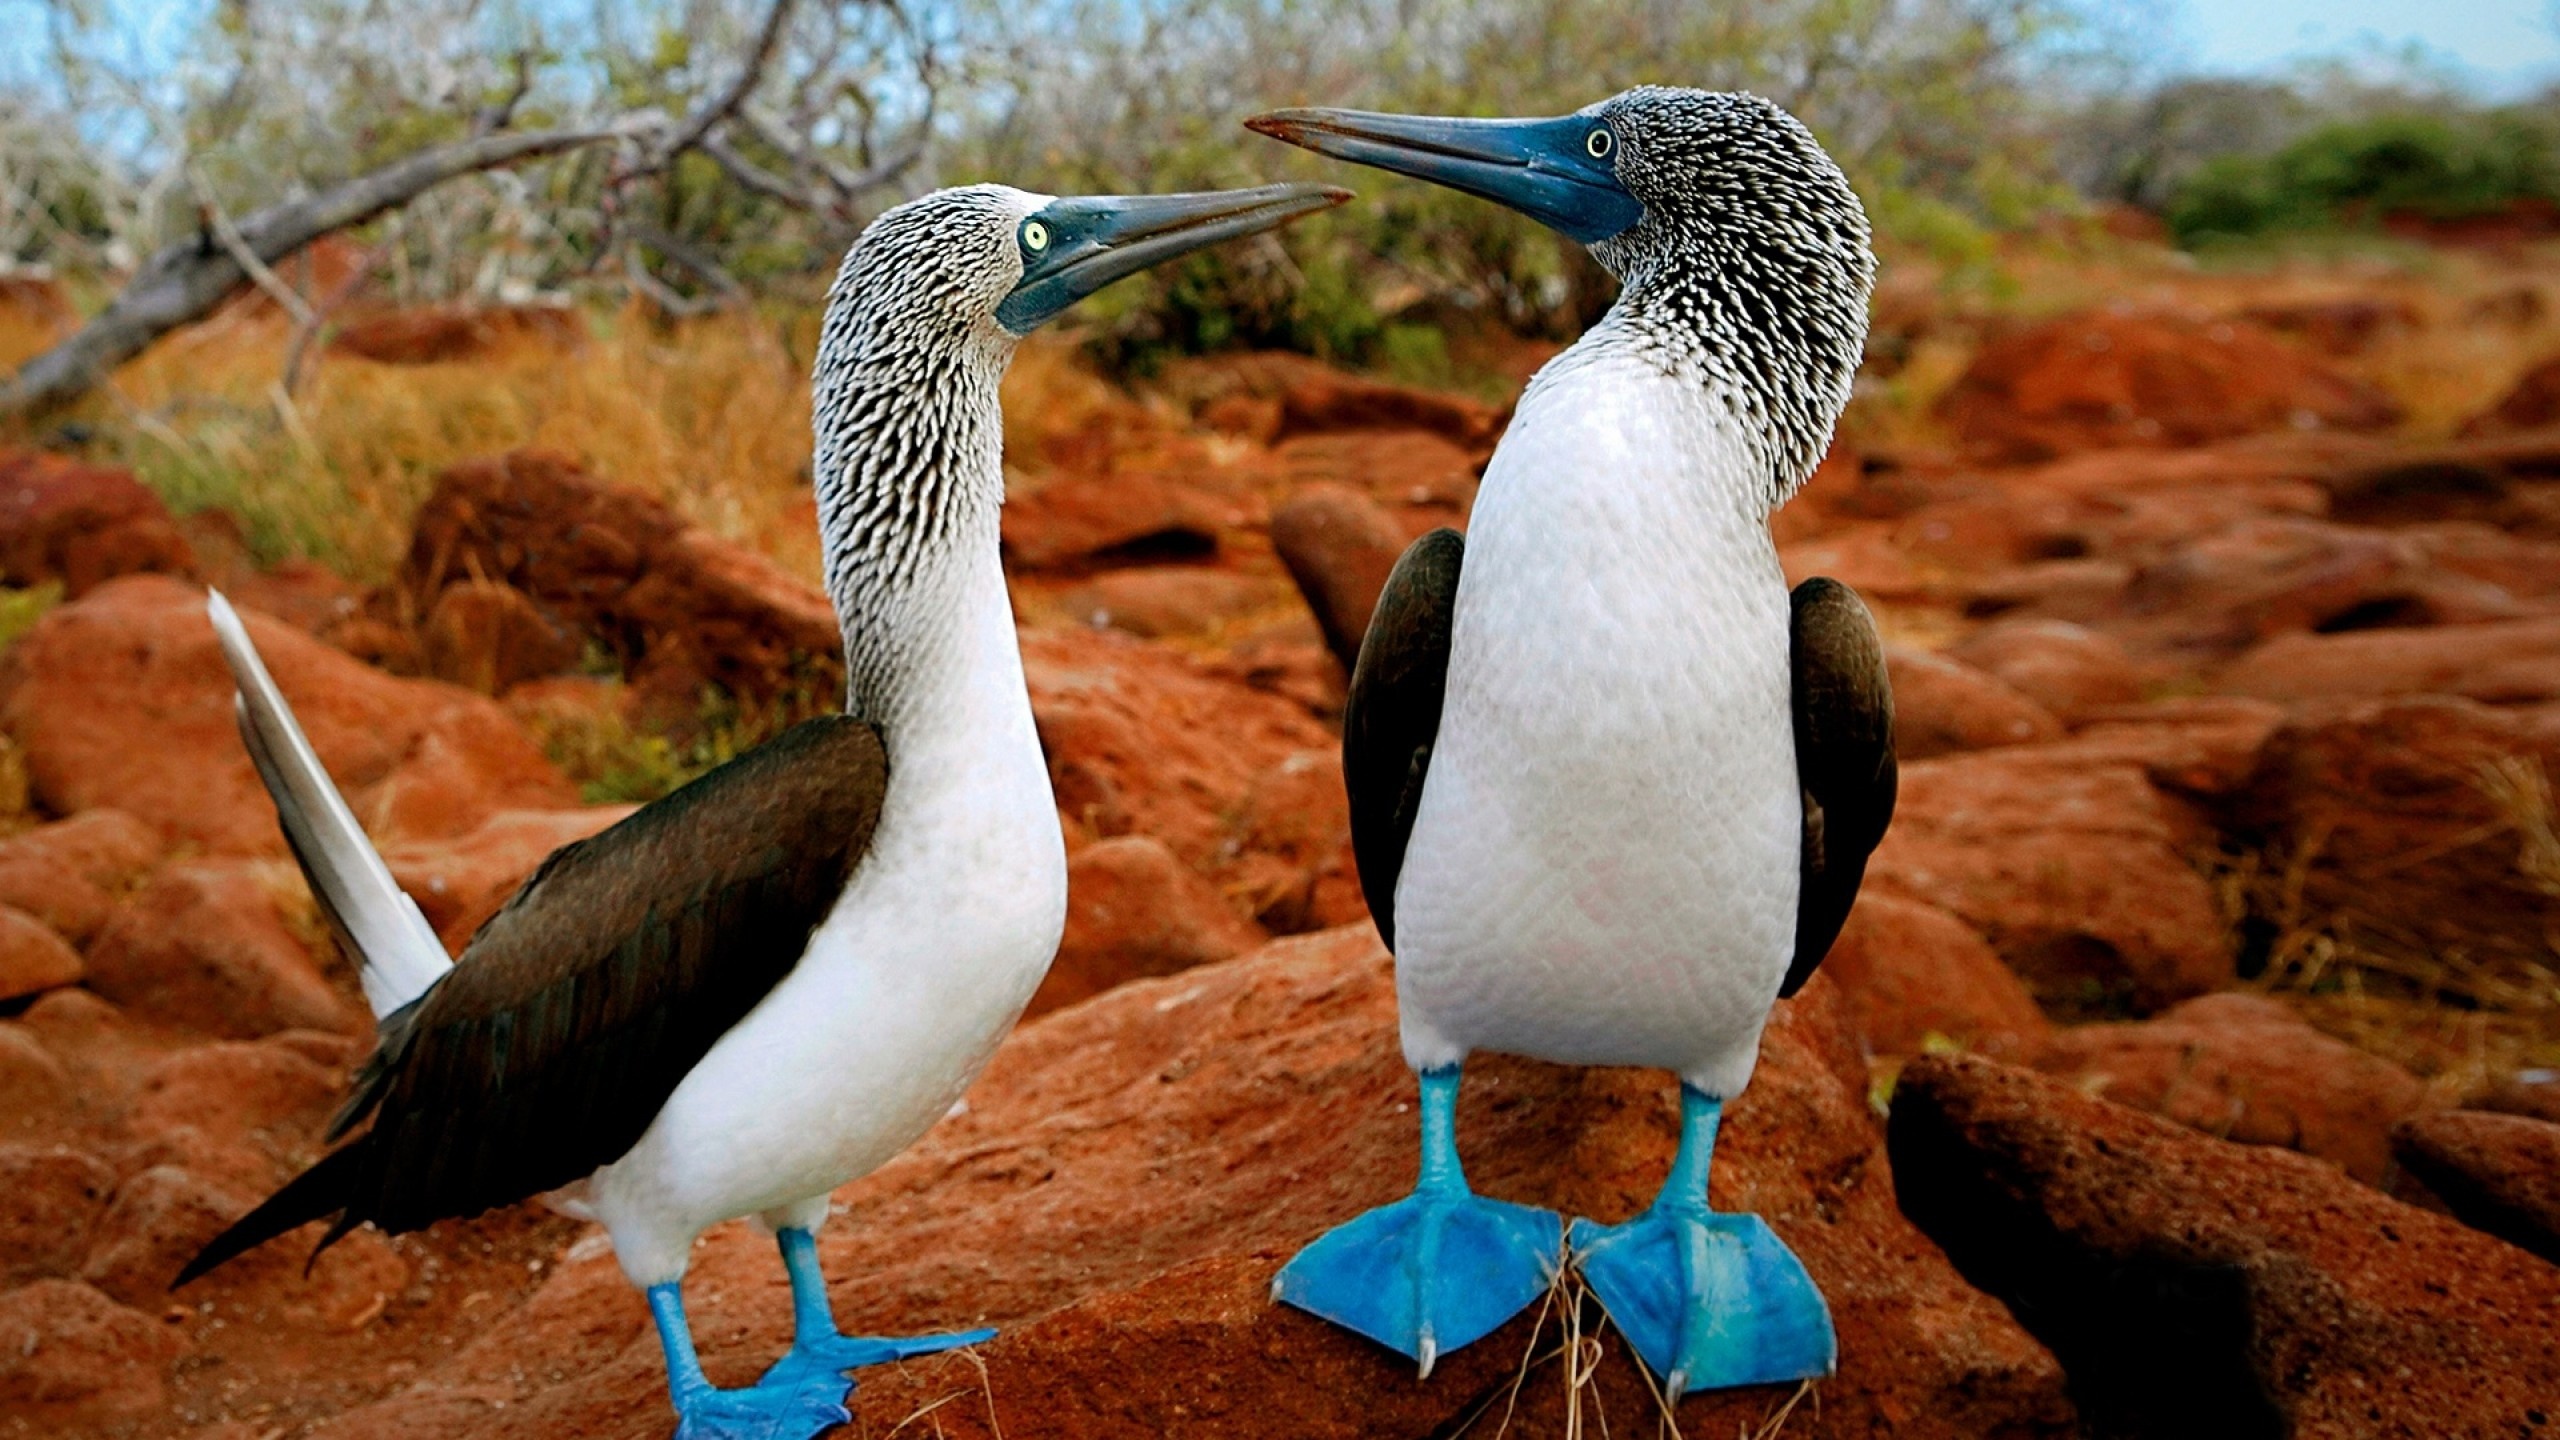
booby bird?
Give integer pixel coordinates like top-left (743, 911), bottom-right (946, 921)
top-left (1249, 90), bottom-right (1893, 1394)
top-left (176, 178), bottom-right (1348, 1440)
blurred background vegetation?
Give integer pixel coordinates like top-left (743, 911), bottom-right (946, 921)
top-left (3, 0), bottom-right (2550, 381)
top-left (1, 0), bottom-right (2557, 578)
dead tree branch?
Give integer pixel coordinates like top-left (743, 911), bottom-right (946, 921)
top-left (0, 123), bottom-right (622, 419)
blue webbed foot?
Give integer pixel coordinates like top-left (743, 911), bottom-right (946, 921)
top-left (1272, 1067), bottom-right (1562, 1374)
top-left (1569, 1087), bottom-right (1835, 1395)
top-left (1570, 1205), bottom-right (1833, 1394)
top-left (757, 1326), bottom-right (997, 1388)
top-left (670, 1373), bottom-right (852, 1440)
top-left (757, 1224), bottom-right (995, 1389)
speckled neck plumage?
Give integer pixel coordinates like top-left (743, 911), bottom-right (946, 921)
top-left (808, 190), bottom-right (1026, 725)
top-left (1584, 87), bottom-right (1874, 510)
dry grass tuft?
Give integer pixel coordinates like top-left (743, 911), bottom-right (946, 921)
top-left (2211, 817), bottom-right (2560, 1100)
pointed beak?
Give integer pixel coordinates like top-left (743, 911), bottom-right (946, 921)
top-left (1246, 108), bottom-right (1641, 244)
top-left (996, 182), bottom-right (1351, 334)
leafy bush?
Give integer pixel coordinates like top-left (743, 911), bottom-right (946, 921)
top-left (2168, 112), bottom-right (2560, 246)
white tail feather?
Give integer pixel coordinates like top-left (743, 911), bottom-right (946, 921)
top-left (206, 590), bottom-right (452, 1018)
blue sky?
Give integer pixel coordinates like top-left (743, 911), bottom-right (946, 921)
top-left (2177, 0), bottom-right (2560, 97)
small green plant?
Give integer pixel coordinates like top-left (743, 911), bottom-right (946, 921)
top-left (2169, 112), bottom-right (2560, 246)
top-left (0, 581), bottom-right (63, 653)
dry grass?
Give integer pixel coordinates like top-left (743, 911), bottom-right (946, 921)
top-left (2210, 812), bottom-right (2560, 1103)
top-left (2, 301), bottom-right (1150, 589)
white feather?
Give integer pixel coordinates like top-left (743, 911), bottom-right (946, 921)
top-left (1388, 340), bottom-right (1799, 1100)
top-left (205, 590), bottom-right (453, 1018)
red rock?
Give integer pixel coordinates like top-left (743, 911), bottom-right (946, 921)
top-left (2033, 695), bottom-right (2286, 798)
top-left (419, 579), bottom-right (581, 694)
top-left (1819, 892), bottom-right (2050, 1056)
top-left (330, 303), bottom-right (584, 364)
top-left (2237, 297), bottom-right (2416, 356)
top-left (0, 850), bottom-right (110, 944)
top-left (0, 1022), bottom-right (70, 1127)
top-left (220, 557), bottom-right (366, 638)
top-left (0, 903), bottom-right (80, 1001)
top-left (398, 451), bottom-right (844, 719)
top-left (0, 1278), bottom-right (186, 1416)
top-left (383, 806), bottom-right (632, 951)
top-left (13, 990), bottom-right (161, 1125)
top-left (1777, 522), bottom-right (1931, 604)
top-left (1888, 1052), bottom-right (2560, 1439)
top-left (0, 808), bottom-right (163, 891)
top-left (1029, 836), bottom-right (1263, 1016)
top-left (2393, 1109), bottom-right (2560, 1265)
top-left (1051, 566), bottom-right (1284, 640)
top-left (0, 271), bottom-right (74, 332)
top-left (1002, 469), bottom-right (1231, 571)
top-left (1945, 619), bottom-right (2141, 722)
top-left (0, 451), bottom-right (195, 597)
top-left (1270, 484), bottom-right (1408, 671)
top-left (1270, 430), bottom-right (1482, 528)
top-left (1940, 310), bottom-right (2401, 464)
top-left (1224, 747), bottom-right (1364, 934)
top-left (81, 1164), bottom-right (409, 1327)
top-left (1274, 363), bottom-right (1504, 451)
top-left (1868, 749), bottom-right (2231, 1014)
top-left (2478, 1070), bottom-right (2560, 1125)
top-left (2115, 516), bottom-right (2527, 659)
top-left (84, 860), bottom-right (353, 1039)
top-left (2028, 992), bottom-right (2430, 1184)
top-left (2230, 696), bottom-right (2560, 969)
top-left (2462, 350), bottom-right (2560, 436)
top-left (0, 574), bottom-right (575, 855)
top-left (129, 1037), bottom-right (344, 1153)
top-left (1885, 646), bottom-right (2065, 759)
top-left (0, 1145), bottom-right (114, 1284)
top-left (307, 929), bottom-right (2077, 1440)
top-left (1024, 626), bottom-right (1334, 868)
top-left (2217, 615), bottom-right (2560, 706)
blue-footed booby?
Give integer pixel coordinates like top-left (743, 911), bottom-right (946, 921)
top-left (176, 179), bottom-right (1347, 1440)
top-left (1249, 90), bottom-right (1895, 1395)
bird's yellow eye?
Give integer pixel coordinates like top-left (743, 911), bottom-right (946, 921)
top-left (1022, 221), bottom-right (1050, 252)
top-left (1586, 128), bottom-right (1613, 160)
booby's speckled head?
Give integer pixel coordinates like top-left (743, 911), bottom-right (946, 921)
top-left (1248, 88), bottom-right (1874, 502)
top-left (812, 180), bottom-right (1344, 716)
top-left (825, 181), bottom-right (1349, 354)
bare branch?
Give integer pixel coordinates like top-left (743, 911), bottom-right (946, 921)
top-left (472, 49), bottom-right (539, 138)
top-left (186, 165), bottom-right (319, 330)
top-left (657, 0), bottom-right (801, 162)
top-left (2, 122), bottom-right (626, 419)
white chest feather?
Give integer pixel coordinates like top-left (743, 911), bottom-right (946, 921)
top-left (589, 549), bottom-right (1065, 1271)
top-left (1391, 347), bottom-right (1798, 1093)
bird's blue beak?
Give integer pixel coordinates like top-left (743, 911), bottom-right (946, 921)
top-left (997, 182), bottom-right (1351, 334)
top-left (1246, 108), bottom-right (1642, 244)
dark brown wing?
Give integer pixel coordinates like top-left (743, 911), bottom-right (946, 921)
top-left (1342, 529), bottom-right (1463, 952)
top-left (180, 716), bottom-right (887, 1281)
top-left (1782, 577), bottom-right (1896, 998)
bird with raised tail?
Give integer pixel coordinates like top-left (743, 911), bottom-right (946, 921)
top-left (1250, 90), bottom-right (1895, 1396)
top-left (178, 179), bottom-right (1347, 1440)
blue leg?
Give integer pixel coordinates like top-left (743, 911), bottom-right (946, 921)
top-left (1569, 1086), bottom-right (1835, 1395)
top-left (649, 1281), bottom-right (851, 1440)
top-left (756, 1227), bottom-right (995, 1388)
top-left (1273, 1066), bottom-right (1562, 1375)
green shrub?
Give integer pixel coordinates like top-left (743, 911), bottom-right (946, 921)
top-left (2168, 112), bottom-right (2560, 246)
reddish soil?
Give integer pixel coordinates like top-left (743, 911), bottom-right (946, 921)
top-left (7, 240), bottom-right (2560, 1437)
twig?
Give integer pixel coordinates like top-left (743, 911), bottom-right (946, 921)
top-left (185, 165), bottom-right (318, 330)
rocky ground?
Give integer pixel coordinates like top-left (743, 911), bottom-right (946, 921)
top-left (3, 235), bottom-right (2560, 1437)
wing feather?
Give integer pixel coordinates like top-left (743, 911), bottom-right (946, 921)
top-left (1782, 577), bottom-right (1897, 998)
top-left (1342, 529), bottom-right (1464, 951)
top-left (324, 716), bottom-right (882, 1238)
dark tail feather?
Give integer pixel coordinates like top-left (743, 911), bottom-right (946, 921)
top-left (174, 1144), bottom-right (366, 1289)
